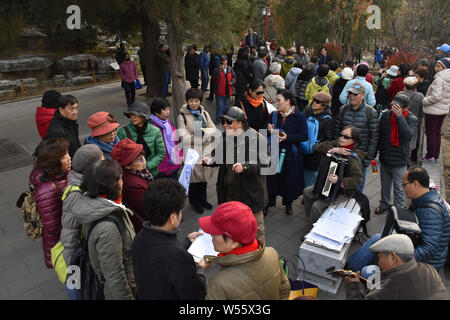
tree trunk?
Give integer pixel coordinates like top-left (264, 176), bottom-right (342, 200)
top-left (140, 14), bottom-right (162, 97)
top-left (166, 0), bottom-right (186, 126)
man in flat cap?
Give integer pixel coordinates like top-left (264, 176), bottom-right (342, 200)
top-left (345, 234), bottom-right (448, 300)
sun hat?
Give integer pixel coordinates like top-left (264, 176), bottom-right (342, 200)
top-left (87, 112), bottom-right (120, 137)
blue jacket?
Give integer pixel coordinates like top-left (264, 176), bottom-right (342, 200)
top-left (412, 189), bottom-right (450, 270)
top-left (199, 51), bottom-right (210, 68)
top-left (339, 76), bottom-right (377, 107)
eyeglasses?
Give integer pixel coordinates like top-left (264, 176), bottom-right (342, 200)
top-left (401, 182), bottom-right (411, 187)
top-left (132, 155), bottom-right (145, 163)
top-left (313, 99), bottom-right (326, 106)
top-left (255, 91), bottom-right (265, 95)
top-left (220, 118), bottom-right (233, 125)
top-left (348, 92), bottom-right (360, 96)
top-left (339, 133), bottom-right (352, 140)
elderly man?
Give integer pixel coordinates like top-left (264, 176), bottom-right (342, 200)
top-left (374, 94), bottom-right (418, 215)
top-left (334, 82), bottom-right (379, 192)
top-left (345, 234), bottom-right (448, 300)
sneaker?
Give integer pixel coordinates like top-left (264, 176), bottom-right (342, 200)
top-left (421, 156), bottom-right (435, 163)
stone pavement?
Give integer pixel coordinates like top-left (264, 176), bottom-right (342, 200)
top-left (0, 80), bottom-right (448, 300)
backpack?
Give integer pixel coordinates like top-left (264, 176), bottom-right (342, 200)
top-left (16, 184), bottom-right (42, 240)
top-left (300, 114), bottom-right (332, 154)
top-left (68, 216), bottom-right (121, 300)
top-left (51, 185), bottom-right (82, 284)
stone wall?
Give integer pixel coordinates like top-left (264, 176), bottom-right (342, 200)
top-left (0, 53), bottom-right (120, 102)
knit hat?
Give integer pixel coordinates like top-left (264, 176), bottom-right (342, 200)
top-left (124, 101), bottom-right (150, 119)
top-left (341, 67), bottom-right (354, 80)
top-left (437, 58), bottom-right (450, 69)
top-left (72, 144), bottom-right (103, 174)
top-left (110, 138), bottom-right (143, 167)
top-left (41, 90), bottom-right (62, 109)
top-left (403, 76), bottom-right (418, 87)
top-left (87, 112), bottom-right (120, 137)
top-left (199, 201), bottom-right (257, 245)
top-left (370, 234), bottom-right (414, 255)
top-left (387, 65), bottom-right (399, 77)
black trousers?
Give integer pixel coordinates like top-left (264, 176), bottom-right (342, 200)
top-left (122, 81), bottom-right (135, 106)
top-left (188, 182), bottom-right (208, 207)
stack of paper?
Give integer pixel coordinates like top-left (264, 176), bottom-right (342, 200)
top-left (305, 207), bottom-right (364, 251)
top-left (187, 229), bottom-right (219, 263)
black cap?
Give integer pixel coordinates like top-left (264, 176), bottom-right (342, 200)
top-left (220, 106), bottom-right (246, 121)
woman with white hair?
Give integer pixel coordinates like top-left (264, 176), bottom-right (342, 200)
top-left (263, 62), bottom-right (285, 104)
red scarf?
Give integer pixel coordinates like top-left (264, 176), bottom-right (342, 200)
top-left (390, 111), bottom-right (408, 147)
top-left (218, 239), bottom-right (259, 257)
top-left (98, 194), bottom-right (123, 204)
top-left (339, 142), bottom-right (355, 150)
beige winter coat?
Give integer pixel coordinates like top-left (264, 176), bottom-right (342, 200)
top-left (204, 243), bottom-right (291, 300)
top-left (177, 104), bottom-right (217, 183)
top-left (423, 68), bottom-right (450, 115)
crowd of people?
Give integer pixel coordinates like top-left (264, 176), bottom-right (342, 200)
top-left (27, 37), bottom-right (450, 300)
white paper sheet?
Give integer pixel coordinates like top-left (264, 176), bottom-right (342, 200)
top-left (178, 148), bottom-right (200, 196)
top-left (187, 229), bottom-right (218, 263)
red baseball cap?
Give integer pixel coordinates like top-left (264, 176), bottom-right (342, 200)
top-left (199, 201), bottom-right (257, 245)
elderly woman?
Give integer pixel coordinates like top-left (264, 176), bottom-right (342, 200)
top-left (178, 88), bottom-right (217, 214)
top-left (264, 62), bottom-right (285, 104)
top-left (111, 138), bottom-right (153, 233)
top-left (84, 111), bottom-right (120, 159)
top-left (201, 107), bottom-right (269, 245)
top-left (267, 90), bottom-right (308, 216)
top-left (73, 160), bottom-right (136, 300)
top-left (239, 79), bottom-right (269, 131)
top-left (421, 58), bottom-right (450, 163)
top-left (118, 101), bottom-right (166, 178)
top-left (29, 138), bottom-right (70, 269)
top-left (150, 99), bottom-right (182, 179)
top-left (303, 92), bottom-right (335, 188)
top-left (302, 126), bottom-right (366, 231)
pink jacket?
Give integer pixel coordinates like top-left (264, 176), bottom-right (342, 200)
top-left (119, 61), bottom-right (139, 83)
top-left (29, 163), bottom-right (67, 269)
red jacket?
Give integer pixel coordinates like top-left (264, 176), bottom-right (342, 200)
top-left (35, 107), bottom-right (56, 139)
top-left (387, 77), bottom-right (406, 102)
top-left (121, 169), bottom-right (149, 233)
top-left (214, 67), bottom-right (235, 97)
top-left (29, 163), bottom-right (67, 269)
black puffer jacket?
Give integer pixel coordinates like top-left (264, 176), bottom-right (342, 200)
top-left (334, 102), bottom-right (379, 167)
top-left (378, 110), bottom-right (418, 167)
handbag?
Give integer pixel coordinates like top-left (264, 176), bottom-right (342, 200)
top-left (281, 256), bottom-right (319, 300)
top-left (134, 79), bottom-right (143, 89)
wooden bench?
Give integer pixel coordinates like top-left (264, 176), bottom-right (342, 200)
top-left (298, 198), bottom-right (362, 295)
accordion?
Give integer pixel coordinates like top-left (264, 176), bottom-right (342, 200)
top-left (381, 206), bottom-right (422, 247)
top-left (313, 153), bottom-right (348, 201)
